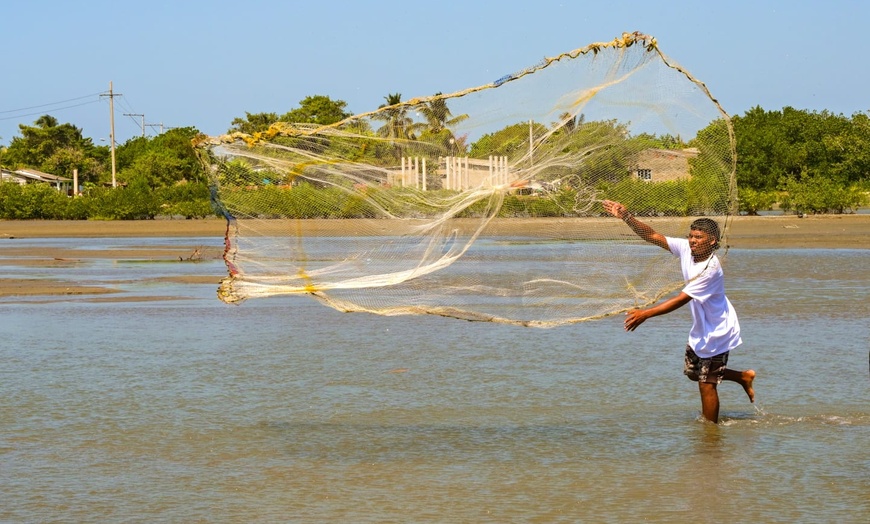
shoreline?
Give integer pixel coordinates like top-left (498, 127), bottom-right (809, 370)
top-left (1, 215), bottom-right (867, 299)
top-left (0, 215), bottom-right (868, 249)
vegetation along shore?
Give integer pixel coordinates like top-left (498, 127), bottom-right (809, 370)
top-left (1, 101), bottom-right (868, 221)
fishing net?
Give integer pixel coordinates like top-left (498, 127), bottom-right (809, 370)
top-left (196, 32), bottom-right (736, 327)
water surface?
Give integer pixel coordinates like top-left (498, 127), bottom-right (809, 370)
top-left (1, 238), bottom-right (867, 522)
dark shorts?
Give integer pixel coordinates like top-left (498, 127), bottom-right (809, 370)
top-left (684, 345), bottom-right (728, 384)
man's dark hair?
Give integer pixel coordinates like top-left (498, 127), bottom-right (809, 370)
top-left (690, 218), bottom-right (721, 248)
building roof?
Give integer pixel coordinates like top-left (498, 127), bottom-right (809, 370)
top-left (13, 168), bottom-right (72, 182)
top-left (638, 148), bottom-right (699, 160)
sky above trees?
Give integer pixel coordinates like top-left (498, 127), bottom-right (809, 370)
top-left (1, 0), bottom-right (868, 146)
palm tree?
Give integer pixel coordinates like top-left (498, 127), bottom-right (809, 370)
top-left (373, 93), bottom-right (414, 140)
top-left (411, 93), bottom-right (470, 154)
top-left (35, 114), bottom-right (59, 129)
top-left (417, 93), bottom-right (468, 134)
top-left (558, 112), bottom-right (584, 134)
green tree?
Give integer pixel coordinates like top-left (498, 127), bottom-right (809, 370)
top-left (415, 93), bottom-right (468, 134)
top-left (824, 111), bottom-right (870, 185)
top-left (557, 112), bottom-right (584, 134)
top-left (0, 182), bottom-right (76, 219)
top-left (116, 127), bottom-right (204, 188)
top-left (737, 187), bottom-right (778, 215)
top-left (280, 95), bottom-right (352, 125)
top-left (373, 93), bottom-right (415, 139)
top-left (779, 172), bottom-right (867, 214)
top-left (732, 106), bottom-right (855, 191)
top-left (413, 93), bottom-right (469, 152)
top-left (42, 147), bottom-right (105, 187)
top-left (34, 114), bottom-right (59, 129)
top-left (470, 121), bottom-right (541, 160)
top-left (2, 115), bottom-right (104, 182)
top-left (731, 106), bottom-right (782, 191)
top-left (686, 117), bottom-right (735, 214)
top-left (228, 112), bottom-right (279, 134)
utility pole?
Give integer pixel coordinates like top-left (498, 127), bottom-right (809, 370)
top-left (125, 113), bottom-right (145, 137)
top-left (145, 122), bottom-right (164, 134)
top-left (100, 82), bottom-right (121, 188)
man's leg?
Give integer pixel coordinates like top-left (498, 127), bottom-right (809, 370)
top-left (723, 368), bottom-right (756, 403)
top-left (698, 382), bottom-right (720, 423)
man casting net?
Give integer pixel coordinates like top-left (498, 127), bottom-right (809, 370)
top-left (196, 32), bottom-right (736, 327)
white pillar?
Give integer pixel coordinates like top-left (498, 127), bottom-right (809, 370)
top-left (501, 156), bottom-right (507, 186)
top-left (444, 156), bottom-right (450, 190)
top-left (422, 158), bottom-right (427, 191)
top-left (400, 157), bottom-right (405, 187)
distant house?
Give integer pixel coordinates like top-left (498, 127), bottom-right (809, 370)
top-left (632, 148), bottom-right (699, 182)
top-left (0, 168), bottom-right (73, 195)
top-left (0, 169), bottom-right (23, 185)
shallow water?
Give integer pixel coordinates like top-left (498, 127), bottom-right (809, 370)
top-left (1, 238), bottom-right (868, 522)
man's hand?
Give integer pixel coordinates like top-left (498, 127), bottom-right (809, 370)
top-left (602, 200), bottom-right (629, 220)
top-left (603, 199), bottom-right (669, 251)
top-left (623, 293), bottom-right (692, 331)
top-left (624, 308), bottom-right (649, 331)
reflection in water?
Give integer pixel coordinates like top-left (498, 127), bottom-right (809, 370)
top-left (694, 422), bottom-right (725, 454)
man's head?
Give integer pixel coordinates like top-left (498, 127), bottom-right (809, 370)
top-left (689, 218), bottom-right (721, 253)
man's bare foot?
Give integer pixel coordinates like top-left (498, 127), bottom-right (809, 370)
top-left (742, 370), bottom-right (756, 403)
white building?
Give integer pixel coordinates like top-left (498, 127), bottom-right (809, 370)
top-left (0, 168), bottom-right (73, 195)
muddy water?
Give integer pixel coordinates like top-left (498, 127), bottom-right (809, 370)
top-left (1, 238), bottom-right (867, 522)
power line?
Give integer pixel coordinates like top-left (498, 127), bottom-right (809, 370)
top-left (124, 113), bottom-right (145, 137)
top-left (0, 92), bottom-right (103, 114)
top-left (117, 95), bottom-right (139, 115)
top-left (1, 86), bottom-right (164, 142)
top-left (0, 99), bottom-right (102, 122)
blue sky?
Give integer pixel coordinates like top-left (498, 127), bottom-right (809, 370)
top-left (1, 0), bottom-right (867, 146)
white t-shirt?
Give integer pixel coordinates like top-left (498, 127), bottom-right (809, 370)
top-left (667, 237), bottom-right (742, 357)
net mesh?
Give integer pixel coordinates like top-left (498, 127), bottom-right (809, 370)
top-left (196, 32), bottom-right (736, 327)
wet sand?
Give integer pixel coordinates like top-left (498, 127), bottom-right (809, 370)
top-left (1, 215), bottom-right (867, 297)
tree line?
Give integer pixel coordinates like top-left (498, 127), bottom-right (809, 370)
top-left (733, 106), bottom-right (869, 214)
top-left (0, 96), bottom-right (867, 219)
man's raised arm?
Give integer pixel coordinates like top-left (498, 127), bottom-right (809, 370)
top-left (601, 200), bottom-right (669, 251)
